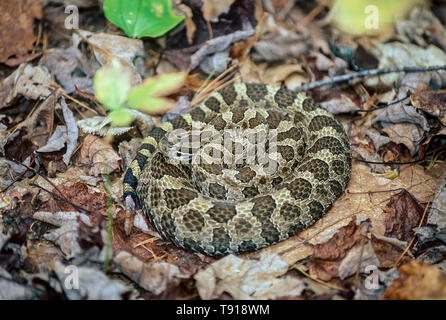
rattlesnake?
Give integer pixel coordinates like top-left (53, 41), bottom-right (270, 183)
top-left (123, 83), bottom-right (351, 256)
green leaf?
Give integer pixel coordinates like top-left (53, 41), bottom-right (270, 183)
top-left (129, 96), bottom-right (176, 113)
top-left (127, 72), bottom-right (186, 113)
top-left (109, 109), bottom-right (134, 127)
top-left (93, 60), bottom-right (131, 110)
top-left (103, 0), bottom-right (185, 38)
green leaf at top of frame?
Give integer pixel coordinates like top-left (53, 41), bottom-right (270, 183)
top-left (103, 0), bottom-right (185, 38)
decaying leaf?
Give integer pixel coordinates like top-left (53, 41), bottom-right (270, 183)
top-left (396, 6), bottom-right (446, 50)
top-left (309, 217), bottom-right (371, 281)
top-left (0, 267), bottom-right (35, 299)
top-left (252, 14), bottom-right (307, 62)
top-left (114, 251), bottom-right (190, 295)
top-left (77, 116), bottom-right (133, 137)
top-left (0, 64), bottom-right (55, 108)
top-left (194, 253), bottom-right (305, 300)
top-left (41, 46), bottom-right (93, 94)
top-left (80, 135), bottom-right (122, 176)
top-left (202, 0), bottom-right (236, 23)
top-left (366, 42), bottom-right (446, 88)
top-left (381, 123), bottom-right (424, 156)
top-left (33, 211), bottom-right (91, 258)
top-left (190, 26), bottom-right (255, 70)
top-left (54, 261), bottom-right (129, 300)
top-left (0, 0), bottom-right (42, 66)
top-left (74, 30), bottom-right (144, 85)
top-left (427, 175), bottom-right (446, 229)
top-left (60, 98), bottom-right (79, 165)
top-left (411, 84), bottom-right (446, 126)
top-left (381, 260), bottom-right (446, 300)
top-left (319, 92), bottom-right (360, 114)
top-left (384, 190), bottom-right (424, 242)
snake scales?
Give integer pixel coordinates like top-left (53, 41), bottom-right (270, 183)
top-left (123, 83), bottom-right (351, 256)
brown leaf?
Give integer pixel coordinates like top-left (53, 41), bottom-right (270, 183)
top-left (370, 235), bottom-right (407, 269)
top-left (411, 84), bottom-right (446, 126)
top-left (384, 190), bottom-right (425, 242)
top-left (39, 181), bottom-right (108, 227)
top-left (202, 0), bottom-right (236, 23)
top-left (80, 135), bottom-right (122, 176)
top-left (0, 64), bottom-right (55, 109)
top-left (4, 129), bottom-right (37, 163)
top-left (381, 123), bottom-right (423, 156)
top-left (38, 149), bottom-right (68, 177)
top-left (381, 260), bottom-right (446, 300)
top-left (309, 217), bottom-right (371, 281)
top-left (0, 0), bottom-right (42, 66)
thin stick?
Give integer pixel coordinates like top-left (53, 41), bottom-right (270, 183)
top-left (350, 96), bottom-right (410, 115)
top-left (294, 65), bottom-right (446, 92)
top-left (295, 0), bottom-right (331, 31)
top-left (29, 183), bottom-right (91, 214)
top-left (12, 160), bottom-right (91, 214)
top-left (62, 92), bottom-right (100, 116)
top-left (294, 265), bottom-right (347, 292)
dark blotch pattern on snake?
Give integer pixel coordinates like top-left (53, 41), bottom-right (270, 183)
top-left (123, 83), bottom-right (351, 256)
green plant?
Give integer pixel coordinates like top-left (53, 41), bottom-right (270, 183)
top-left (93, 60), bottom-right (186, 126)
top-left (103, 0), bottom-right (184, 38)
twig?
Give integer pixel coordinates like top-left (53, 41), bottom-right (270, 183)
top-left (29, 183), bottom-right (90, 214)
top-left (354, 157), bottom-right (425, 166)
top-left (347, 188), bottom-right (404, 196)
top-left (295, 0), bottom-right (331, 31)
top-left (294, 265), bottom-right (347, 292)
top-left (10, 159), bottom-right (91, 214)
top-left (350, 96), bottom-right (410, 116)
top-left (293, 65), bottom-right (446, 92)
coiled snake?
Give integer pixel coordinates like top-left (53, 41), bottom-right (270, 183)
top-left (123, 83), bottom-right (351, 256)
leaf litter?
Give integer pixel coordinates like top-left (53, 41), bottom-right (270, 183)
top-left (1, 0), bottom-right (446, 300)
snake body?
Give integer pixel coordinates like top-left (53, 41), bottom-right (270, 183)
top-left (123, 83), bottom-right (351, 256)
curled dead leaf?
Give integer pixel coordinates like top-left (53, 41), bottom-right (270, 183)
top-left (80, 135), bottom-right (122, 176)
top-left (411, 84), bottom-right (446, 126)
top-left (381, 260), bottom-right (446, 300)
top-left (0, 0), bottom-right (42, 66)
top-left (384, 190), bottom-right (425, 242)
top-left (309, 217), bottom-right (372, 281)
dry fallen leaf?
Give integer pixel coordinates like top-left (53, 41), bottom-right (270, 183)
top-left (411, 84), bottom-right (446, 126)
top-left (384, 190), bottom-right (425, 242)
top-left (33, 211), bottom-right (92, 258)
top-left (75, 30), bottom-right (144, 85)
top-left (202, 0), bottom-right (236, 23)
top-left (0, 267), bottom-right (34, 299)
top-left (194, 253), bottom-right (305, 300)
top-left (381, 260), bottom-right (446, 300)
top-left (381, 123), bottom-right (423, 156)
top-left (0, 64), bottom-right (55, 108)
top-left (252, 14), bottom-right (307, 62)
top-left (309, 217), bottom-right (372, 281)
top-left (80, 135), bottom-right (122, 176)
top-left (246, 160), bottom-right (446, 267)
top-left (0, 0), bottom-right (42, 66)
top-left (366, 42), bottom-right (446, 88)
top-left (113, 251), bottom-right (190, 295)
top-left (54, 261), bottom-right (129, 300)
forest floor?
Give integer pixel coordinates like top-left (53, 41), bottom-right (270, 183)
top-left (0, 0), bottom-right (446, 300)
